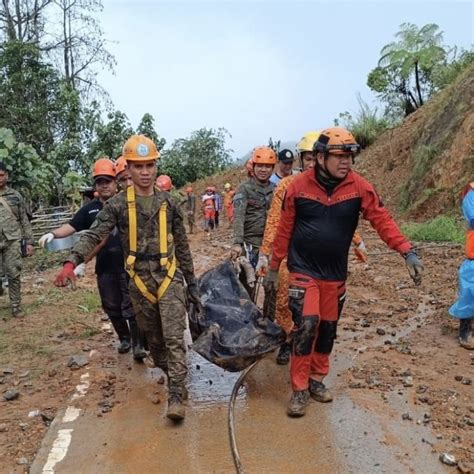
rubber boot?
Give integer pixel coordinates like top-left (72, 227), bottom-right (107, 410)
top-left (309, 379), bottom-right (333, 403)
top-left (129, 318), bottom-right (147, 361)
top-left (276, 341), bottom-right (291, 365)
top-left (459, 318), bottom-right (474, 350)
top-left (167, 387), bottom-right (186, 421)
top-left (287, 390), bottom-right (310, 417)
top-left (110, 318), bottom-right (131, 353)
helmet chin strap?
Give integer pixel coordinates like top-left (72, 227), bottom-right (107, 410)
top-left (317, 158), bottom-right (339, 181)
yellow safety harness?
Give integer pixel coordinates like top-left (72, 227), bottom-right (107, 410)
top-left (125, 186), bottom-right (176, 304)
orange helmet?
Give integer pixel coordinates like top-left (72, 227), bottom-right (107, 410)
top-left (115, 156), bottom-right (127, 175)
top-left (122, 135), bottom-right (160, 162)
top-left (92, 158), bottom-right (116, 178)
top-left (251, 147), bottom-right (277, 165)
top-left (313, 127), bottom-right (360, 156)
top-left (156, 174), bottom-right (172, 191)
top-left (185, 186), bottom-right (193, 193)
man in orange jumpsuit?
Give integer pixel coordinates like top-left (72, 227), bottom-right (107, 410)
top-left (223, 182), bottom-right (235, 224)
top-left (267, 127), bottom-right (423, 417)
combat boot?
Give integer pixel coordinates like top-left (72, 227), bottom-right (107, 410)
top-left (167, 388), bottom-right (186, 421)
top-left (276, 341), bottom-right (291, 365)
top-left (129, 319), bottom-right (147, 361)
top-left (309, 379), bottom-right (333, 403)
top-left (11, 306), bottom-right (24, 318)
top-left (110, 318), bottom-right (131, 353)
top-left (287, 390), bottom-right (310, 417)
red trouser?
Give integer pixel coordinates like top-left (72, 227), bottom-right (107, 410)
top-left (288, 273), bottom-right (346, 391)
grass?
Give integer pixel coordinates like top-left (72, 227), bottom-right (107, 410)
top-left (402, 215), bottom-right (465, 244)
top-left (399, 144), bottom-right (440, 212)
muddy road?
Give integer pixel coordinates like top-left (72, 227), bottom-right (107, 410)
top-left (1, 224), bottom-right (473, 473)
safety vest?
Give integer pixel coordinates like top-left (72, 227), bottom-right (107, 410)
top-left (125, 186), bottom-right (176, 304)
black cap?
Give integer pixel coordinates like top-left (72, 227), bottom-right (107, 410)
top-left (278, 149), bottom-right (295, 163)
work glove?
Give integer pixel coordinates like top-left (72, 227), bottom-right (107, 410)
top-left (255, 254), bottom-right (269, 277)
top-left (38, 232), bottom-right (54, 248)
top-left (54, 262), bottom-right (77, 288)
top-left (263, 269), bottom-right (279, 292)
top-left (404, 250), bottom-right (423, 286)
top-left (353, 239), bottom-right (368, 263)
top-left (230, 244), bottom-right (243, 260)
top-left (187, 282), bottom-right (203, 313)
top-left (73, 262), bottom-right (86, 278)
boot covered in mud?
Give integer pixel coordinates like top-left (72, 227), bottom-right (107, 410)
top-left (287, 390), bottom-right (310, 417)
top-left (309, 379), bottom-right (333, 403)
top-left (128, 319), bottom-right (147, 361)
top-left (276, 341), bottom-right (291, 365)
top-left (459, 318), bottom-right (474, 350)
top-left (110, 318), bottom-right (131, 353)
top-left (167, 386), bottom-right (186, 421)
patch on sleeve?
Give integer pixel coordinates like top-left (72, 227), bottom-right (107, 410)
top-left (233, 193), bottom-right (244, 208)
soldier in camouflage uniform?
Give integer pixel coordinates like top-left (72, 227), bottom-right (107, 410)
top-left (183, 186), bottom-right (196, 234)
top-left (0, 162), bottom-right (34, 317)
top-left (230, 147), bottom-right (276, 299)
top-left (54, 136), bottom-right (200, 421)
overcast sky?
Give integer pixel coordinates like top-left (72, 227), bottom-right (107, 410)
top-left (98, 1), bottom-right (473, 157)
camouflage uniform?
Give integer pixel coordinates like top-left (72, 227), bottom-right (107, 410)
top-left (69, 189), bottom-right (196, 392)
top-left (233, 178), bottom-right (275, 296)
top-left (0, 187), bottom-right (33, 312)
top-left (183, 193), bottom-right (196, 233)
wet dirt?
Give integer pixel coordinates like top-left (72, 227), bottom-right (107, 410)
top-left (2, 221), bottom-right (473, 472)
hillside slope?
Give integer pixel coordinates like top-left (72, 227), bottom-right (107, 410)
top-left (356, 64), bottom-right (474, 219)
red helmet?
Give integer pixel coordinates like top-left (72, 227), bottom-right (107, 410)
top-left (156, 174), bottom-right (172, 191)
top-left (93, 158), bottom-right (116, 178)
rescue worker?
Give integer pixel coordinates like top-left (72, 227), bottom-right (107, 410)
top-left (213, 187), bottom-right (223, 228)
top-left (115, 156), bottom-right (132, 191)
top-left (53, 136), bottom-right (200, 421)
top-left (184, 186), bottom-right (196, 234)
top-left (449, 181), bottom-right (474, 350)
top-left (257, 132), bottom-right (320, 365)
top-left (267, 127), bottom-right (423, 417)
top-left (223, 182), bottom-right (235, 224)
top-left (231, 147), bottom-right (276, 298)
top-left (0, 162), bottom-right (34, 317)
top-left (202, 186), bottom-right (216, 240)
top-left (40, 158), bottom-right (146, 361)
top-left (270, 149), bottom-right (296, 186)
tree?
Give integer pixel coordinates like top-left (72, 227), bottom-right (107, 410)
top-left (136, 113), bottom-right (166, 151)
top-left (86, 110), bottom-right (134, 163)
top-left (0, 128), bottom-right (55, 206)
top-left (52, 0), bottom-right (115, 96)
top-left (368, 23), bottom-right (447, 116)
top-left (160, 128), bottom-right (232, 187)
top-left (268, 137), bottom-right (281, 154)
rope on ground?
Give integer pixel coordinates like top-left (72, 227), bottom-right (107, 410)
top-left (228, 360), bottom-right (259, 474)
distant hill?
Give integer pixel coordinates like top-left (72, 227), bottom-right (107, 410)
top-left (356, 63), bottom-right (474, 219)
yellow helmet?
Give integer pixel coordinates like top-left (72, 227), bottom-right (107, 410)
top-left (297, 131), bottom-right (321, 154)
top-left (122, 135), bottom-right (160, 162)
top-left (224, 182), bottom-right (231, 190)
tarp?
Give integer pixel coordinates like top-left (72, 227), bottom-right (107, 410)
top-left (189, 261), bottom-right (286, 372)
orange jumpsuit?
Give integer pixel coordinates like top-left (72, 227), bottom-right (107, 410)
top-left (260, 176), bottom-right (367, 335)
top-left (223, 190), bottom-right (235, 222)
top-left (260, 176), bottom-right (295, 334)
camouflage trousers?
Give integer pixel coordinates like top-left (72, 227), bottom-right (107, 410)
top-left (129, 274), bottom-right (188, 390)
top-left (0, 239), bottom-right (22, 309)
top-left (186, 212), bottom-right (195, 233)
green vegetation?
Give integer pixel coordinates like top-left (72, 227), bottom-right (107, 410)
top-left (160, 127), bottom-right (232, 188)
top-left (335, 95), bottom-right (392, 148)
top-left (402, 216), bottom-right (465, 244)
top-left (399, 145), bottom-right (439, 211)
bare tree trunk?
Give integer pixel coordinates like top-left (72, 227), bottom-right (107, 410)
top-left (15, 0), bottom-right (23, 40)
top-left (415, 61), bottom-right (424, 106)
top-left (2, 0), bottom-right (18, 40)
top-left (62, 0), bottom-right (70, 82)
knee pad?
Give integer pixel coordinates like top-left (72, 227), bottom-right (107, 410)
top-left (293, 316), bottom-right (319, 356)
top-left (315, 320), bottom-right (338, 354)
